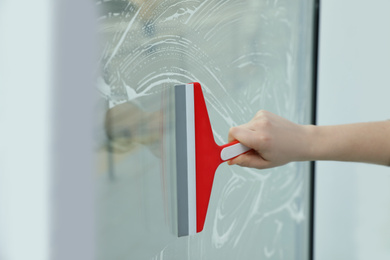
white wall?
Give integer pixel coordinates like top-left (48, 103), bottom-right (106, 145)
top-left (0, 2), bottom-right (97, 260)
top-left (0, 2), bottom-right (52, 260)
top-left (316, 0), bottom-right (390, 259)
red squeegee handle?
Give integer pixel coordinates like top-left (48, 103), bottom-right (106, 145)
top-left (219, 141), bottom-right (252, 162)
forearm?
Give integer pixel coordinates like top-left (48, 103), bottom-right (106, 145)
top-left (228, 110), bottom-right (390, 169)
top-left (306, 121), bottom-right (390, 166)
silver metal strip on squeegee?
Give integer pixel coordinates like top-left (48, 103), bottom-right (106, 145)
top-left (185, 83), bottom-right (197, 235)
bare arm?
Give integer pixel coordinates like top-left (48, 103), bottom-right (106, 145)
top-left (228, 110), bottom-right (390, 169)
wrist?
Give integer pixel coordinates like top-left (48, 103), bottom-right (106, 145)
top-left (301, 124), bottom-right (320, 161)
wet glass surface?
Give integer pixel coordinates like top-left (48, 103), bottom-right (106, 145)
top-left (95, 0), bottom-right (315, 259)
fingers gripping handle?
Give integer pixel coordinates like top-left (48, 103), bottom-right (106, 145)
top-left (220, 142), bottom-right (251, 161)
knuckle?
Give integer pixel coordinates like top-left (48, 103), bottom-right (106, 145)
top-left (228, 126), bottom-right (238, 136)
top-left (259, 134), bottom-right (271, 143)
top-left (261, 117), bottom-right (271, 126)
top-left (254, 110), bottom-right (272, 126)
top-left (254, 117), bottom-right (271, 130)
top-left (257, 134), bottom-right (271, 149)
top-left (228, 126), bottom-right (241, 142)
top-left (255, 110), bottom-right (267, 118)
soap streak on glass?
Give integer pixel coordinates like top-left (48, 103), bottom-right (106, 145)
top-left (95, 0), bottom-right (315, 259)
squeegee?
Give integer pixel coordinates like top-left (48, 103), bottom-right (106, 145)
top-left (175, 82), bottom-right (251, 237)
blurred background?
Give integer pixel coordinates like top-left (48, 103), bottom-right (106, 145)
top-left (316, 0), bottom-right (390, 259)
top-left (0, 0), bottom-right (389, 260)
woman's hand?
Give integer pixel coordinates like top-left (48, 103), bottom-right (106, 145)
top-left (227, 110), bottom-right (313, 169)
top-left (228, 110), bottom-right (390, 169)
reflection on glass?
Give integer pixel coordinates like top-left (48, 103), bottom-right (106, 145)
top-left (105, 102), bottom-right (162, 154)
top-left (96, 0), bottom-right (315, 259)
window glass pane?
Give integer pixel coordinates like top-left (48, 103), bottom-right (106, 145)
top-left (95, 0), bottom-right (315, 259)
